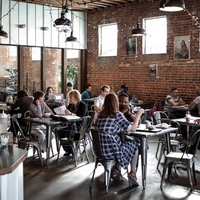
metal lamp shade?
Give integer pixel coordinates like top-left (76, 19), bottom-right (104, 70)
top-left (54, 12), bottom-right (71, 27)
top-left (131, 22), bottom-right (146, 36)
top-left (159, 0), bottom-right (185, 12)
top-left (0, 25), bottom-right (8, 39)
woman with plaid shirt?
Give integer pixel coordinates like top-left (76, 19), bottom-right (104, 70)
top-left (95, 93), bottom-right (144, 186)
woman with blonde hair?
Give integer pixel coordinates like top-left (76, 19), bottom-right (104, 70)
top-left (57, 89), bottom-right (88, 156)
top-left (95, 93), bottom-right (144, 186)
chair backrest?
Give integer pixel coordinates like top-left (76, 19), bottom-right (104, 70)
top-left (24, 110), bottom-right (30, 118)
top-left (87, 111), bottom-right (95, 130)
top-left (11, 116), bottom-right (27, 142)
top-left (79, 116), bottom-right (91, 140)
top-left (91, 128), bottom-right (114, 159)
top-left (185, 129), bottom-right (200, 156)
top-left (153, 111), bottom-right (170, 125)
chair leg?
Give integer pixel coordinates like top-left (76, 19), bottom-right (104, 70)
top-left (192, 162), bottom-right (198, 185)
top-left (89, 161), bottom-right (98, 191)
top-left (56, 142), bottom-right (61, 164)
top-left (34, 144), bottom-right (43, 167)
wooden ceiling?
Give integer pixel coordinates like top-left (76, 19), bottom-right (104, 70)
top-left (15, 0), bottom-right (155, 12)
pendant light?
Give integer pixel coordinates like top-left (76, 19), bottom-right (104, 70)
top-left (131, 0), bottom-right (146, 36)
top-left (131, 21), bottom-right (146, 36)
top-left (66, 9), bottom-right (77, 42)
top-left (159, 0), bottom-right (185, 12)
top-left (0, 25), bottom-right (8, 39)
top-left (54, 0), bottom-right (71, 28)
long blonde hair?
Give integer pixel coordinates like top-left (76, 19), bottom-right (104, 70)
top-left (98, 93), bottom-right (119, 118)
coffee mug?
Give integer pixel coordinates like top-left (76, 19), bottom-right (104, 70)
top-left (146, 121), bottom-right (151, 129)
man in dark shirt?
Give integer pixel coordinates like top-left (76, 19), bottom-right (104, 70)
top-left (119, 93), bottom-right (134, 122)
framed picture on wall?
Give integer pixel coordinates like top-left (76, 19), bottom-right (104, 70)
top-left (174, 35), bottom-right (190, 60)
top-left (126, 38), bottom-right (137, 55)
top-left (149, 64), bottom-right (158, 78)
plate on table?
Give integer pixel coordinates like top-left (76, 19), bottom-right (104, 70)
top-left (155, 123), bottom-right (171, 129)
top-left (136, 126), bottom-right (161, 133)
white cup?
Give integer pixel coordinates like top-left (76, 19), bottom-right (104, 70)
top-left (146, 121), bottom-right (151, 129)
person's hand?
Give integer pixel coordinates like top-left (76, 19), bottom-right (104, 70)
top-left (61, 99), bottom-right (66, 106)
top-left (121, 104), bottom-right (130, 114)
top-left (36, 100), bottom-right (40, 105)
top-left (65, 109), bottom-right (72, 115)
top-left (194, 119), bottom-right (200, 124)
top-left (135, 108), bottom-right (144, 117)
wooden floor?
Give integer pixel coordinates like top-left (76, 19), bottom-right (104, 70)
top-left (23, 135), bottom-right (200, 200)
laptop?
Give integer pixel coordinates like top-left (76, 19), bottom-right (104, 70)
top-left (132, 95), bottom-right (139, 103)
top-left (47, 93), bottom-right (54, 103)
top-left (54, 93), bottom-right (64, 103)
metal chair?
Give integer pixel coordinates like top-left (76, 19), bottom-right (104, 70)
top-left (89, 129), bottom-right (116, 194)
top-left (11, 116), bottom-right (43, 166)
top-left (160, 129), bottom-right (200, 191)
top-left (85, 111), bottom-right (96, 156)
top-left (153, 111), bottom-right (182, 172)
top-left (56, 116), bottom-right (91, 167)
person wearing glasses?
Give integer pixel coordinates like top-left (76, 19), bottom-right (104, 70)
top-left (94, 85), bottom-right (110, 112)
top-left (164, 87), bottom-right (186, 119)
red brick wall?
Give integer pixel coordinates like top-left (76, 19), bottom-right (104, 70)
top-left (87, 0), bottom-right (200, 104)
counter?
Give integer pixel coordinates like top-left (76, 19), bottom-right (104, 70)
top-left (0, 145), bottom-right (28, 200)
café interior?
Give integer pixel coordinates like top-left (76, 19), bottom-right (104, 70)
top-left (1, 0), bottom-right (200, 200)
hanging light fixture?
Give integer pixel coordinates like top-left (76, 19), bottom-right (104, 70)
top-left (54, 0), bottom-right (71, 28)
top-left (0, 25), bottom-right (8, 39)
top-left (131, 0), bottom-right (146, 36)
top-left (159, 0), bottom-right (185, 12)
top-left (131, 21), bottom-right (146, 36)
top-left (66, 6), bottom-right (77, 42)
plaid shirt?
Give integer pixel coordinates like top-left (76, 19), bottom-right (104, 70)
top-left (95, 111), bottom-right (139, 169)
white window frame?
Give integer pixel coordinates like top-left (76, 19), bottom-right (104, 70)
top-left (143, 16), bottom-right (167, 54)
top-left (98, 23), bottom-right (118, 57)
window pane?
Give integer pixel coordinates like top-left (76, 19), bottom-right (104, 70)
top-left (143, 16), bottom-right (167, 54)
top-left (98, 24), bottom-right (117, 56)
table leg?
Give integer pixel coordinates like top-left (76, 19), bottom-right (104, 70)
top-left (139, 137), bottom-right (148, 190)
top-left (46, 125), bottom-right (52, 166)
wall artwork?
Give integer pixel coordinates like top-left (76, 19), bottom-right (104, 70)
top-left (126, 38), bottom-right (137, 55)
top-left (149, 64), bottom-right (158, 78)
top-left (174, 35), bottom-right (190, 60)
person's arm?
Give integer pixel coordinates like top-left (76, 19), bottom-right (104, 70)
top-left (188, 101), bottom-right (197, 109)
top-left (30, 102), bottom-right (43, 118)
top-left (94, 97), bottom-right (102, 112)
top-left (169, 98), bottom-right (186, 106)
top-left (130, 108), bottom-right (144, 132)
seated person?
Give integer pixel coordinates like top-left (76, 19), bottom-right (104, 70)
top-left (44, 87), bottom-right (54, 101)
top-left (188, 87), bottom-right (200, 116)
top-left (81, 84), bottom-right (93, 103)
top-left (93, 85), bottom-right (110, 121)
top-left (30, 91), bottom-right (54, 152)
top-left (95, 93), bottom-right (144, 185)
top-left (94, 85), bottom-right (110, 112)
top-left (163, 87), bottom-right (186, 119)
top-left (11, 90), bottom-right (34, 143)
top-left (56, 89), bottom-right (88, 156)
top-left (119, 93), bottom-right (135, 122)
top-left (117, 84), bottom-right (132, 100)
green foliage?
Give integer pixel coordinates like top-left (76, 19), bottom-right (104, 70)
top-left (57, 65), bottom-right (78, 92)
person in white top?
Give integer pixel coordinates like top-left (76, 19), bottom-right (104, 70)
top-left (94, 85), bottom-right (110, 112)
top-left (93, 85), bottom-right (110, 122)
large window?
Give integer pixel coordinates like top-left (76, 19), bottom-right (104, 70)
top-left (143, 16), bottom-right (167, 54)
top-left (98, 23), bottom-right (118, 56)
